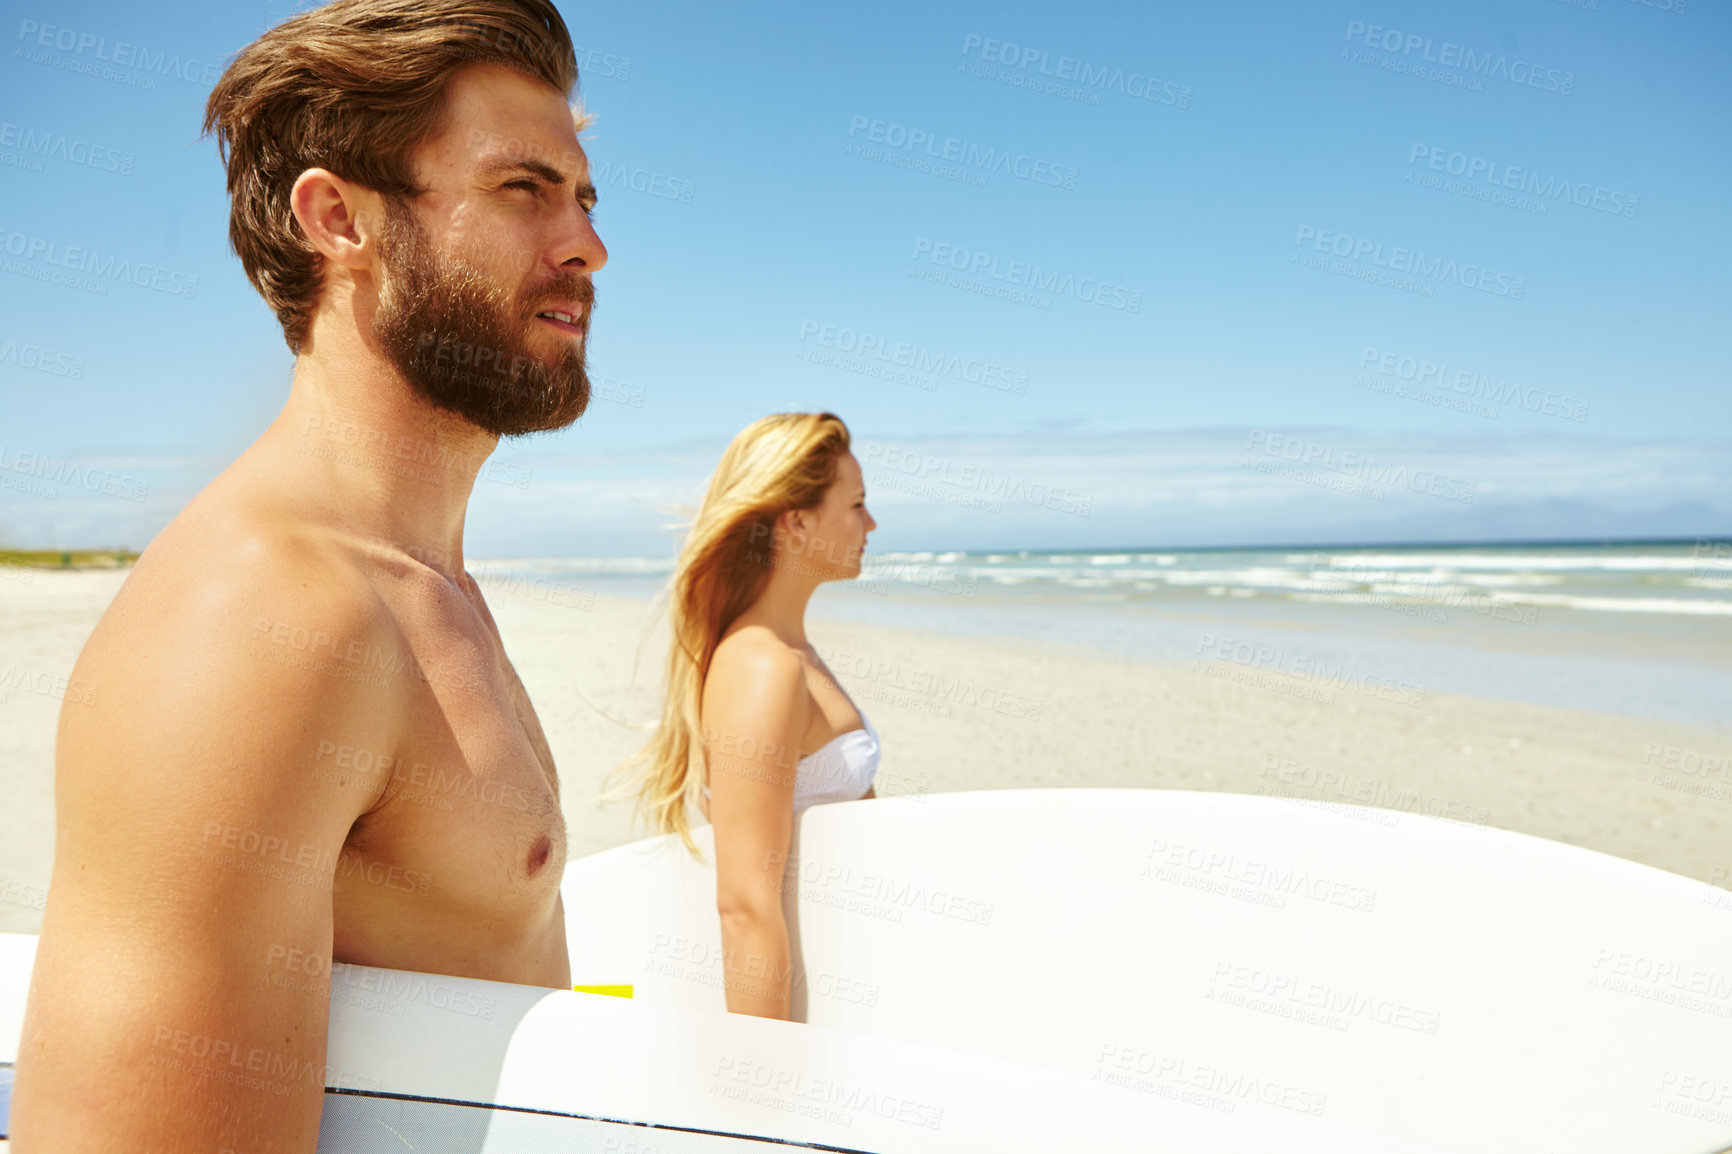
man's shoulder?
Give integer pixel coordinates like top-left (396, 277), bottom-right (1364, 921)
top-left (121, 506), bottom-right (382, 630)
top-left (77, 502), bottom-right (408, 719)
top-left (53, 503), bottom-right (411, 837)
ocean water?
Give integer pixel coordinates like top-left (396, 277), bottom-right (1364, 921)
top-left (900, 540), bottom-right (1732, 615)
top-left (472, 541), bottom-right (1732, 729)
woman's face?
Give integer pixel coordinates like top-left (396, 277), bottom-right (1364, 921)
top-left (787, 451), bottom-right (876, 579)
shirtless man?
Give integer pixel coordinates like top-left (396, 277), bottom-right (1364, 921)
top-left (8, 2), bottom-right (605, 1149)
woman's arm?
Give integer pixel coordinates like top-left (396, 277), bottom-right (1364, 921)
top-left (704, 632), bottom-right (808, 1018)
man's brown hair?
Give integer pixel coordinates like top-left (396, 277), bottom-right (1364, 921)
top-left (203, 0), bottom-right (585, 352)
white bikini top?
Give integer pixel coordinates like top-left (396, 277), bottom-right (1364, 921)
top-left (791, 711), bottom-right (881, 813)
top-left (701, 710), bottom-right (881, 814)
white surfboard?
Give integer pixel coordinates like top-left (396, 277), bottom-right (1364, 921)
top-left (560, 789), bottom-right (1732, 1154)
top-left (0, 930), bottom-right (1433, 1151)
top-left (4, 789), bottom-right (1727, 1151)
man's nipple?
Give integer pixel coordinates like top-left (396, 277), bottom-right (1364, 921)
top-left (526, 833), bottom-right (553, 878)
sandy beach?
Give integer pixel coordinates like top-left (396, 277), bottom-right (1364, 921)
top-left (1, 565), bottom-right (1727, 941)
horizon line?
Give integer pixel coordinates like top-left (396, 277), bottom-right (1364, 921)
top-left (12, 534), bottom-right (1727, 562)
top-left (464, 534), bottom-right (1731, 562)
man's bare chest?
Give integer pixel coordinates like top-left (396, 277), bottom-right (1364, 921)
top-left (331, 579), bottom-right (567, 920)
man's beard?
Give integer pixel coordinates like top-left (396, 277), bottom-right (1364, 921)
top-left (373, 198), bottom-right (593, 436)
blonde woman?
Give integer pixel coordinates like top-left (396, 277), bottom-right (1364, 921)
top-left (614, 412), bottom-right (879, 1018)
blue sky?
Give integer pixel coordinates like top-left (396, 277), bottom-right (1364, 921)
top-left (1, 0), bottom-right (1727, 555)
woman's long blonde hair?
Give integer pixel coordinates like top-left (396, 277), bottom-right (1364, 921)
top-left (608, 412), bottom-right (853, 853)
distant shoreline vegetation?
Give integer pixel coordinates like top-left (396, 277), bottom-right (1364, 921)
top-left (1, 549), bottom-right (137, 569)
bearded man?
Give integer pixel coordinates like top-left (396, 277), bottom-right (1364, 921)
top-left (9, 2), bottom-right (606, 1149)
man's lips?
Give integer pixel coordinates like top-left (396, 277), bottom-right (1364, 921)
top-left (533, 308), bottom-right (585, 335)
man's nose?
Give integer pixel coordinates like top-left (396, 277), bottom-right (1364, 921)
top-left (552, 204), bottom-right (607, 275)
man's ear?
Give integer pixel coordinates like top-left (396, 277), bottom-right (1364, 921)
top-left (289, 168), bottom-right (387, 273)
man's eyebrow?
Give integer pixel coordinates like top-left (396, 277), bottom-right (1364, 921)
top-left (477, 156), bottom-right (598, 205)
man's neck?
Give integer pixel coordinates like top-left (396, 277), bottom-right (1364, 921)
top-left (264, 326), bottom-right (497, 582)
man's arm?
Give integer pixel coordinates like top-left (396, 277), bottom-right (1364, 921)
top-left (9, 549), bottom-right (404, 1153)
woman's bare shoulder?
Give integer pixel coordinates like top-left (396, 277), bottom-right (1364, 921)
top-left (709, 625), bottom-right (806, 699)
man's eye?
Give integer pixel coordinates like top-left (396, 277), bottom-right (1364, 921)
top-left (507, 179), bottom-right (538, 192)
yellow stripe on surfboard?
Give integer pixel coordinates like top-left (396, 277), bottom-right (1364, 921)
top-left (572, 983), bottom-right (633, 998)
